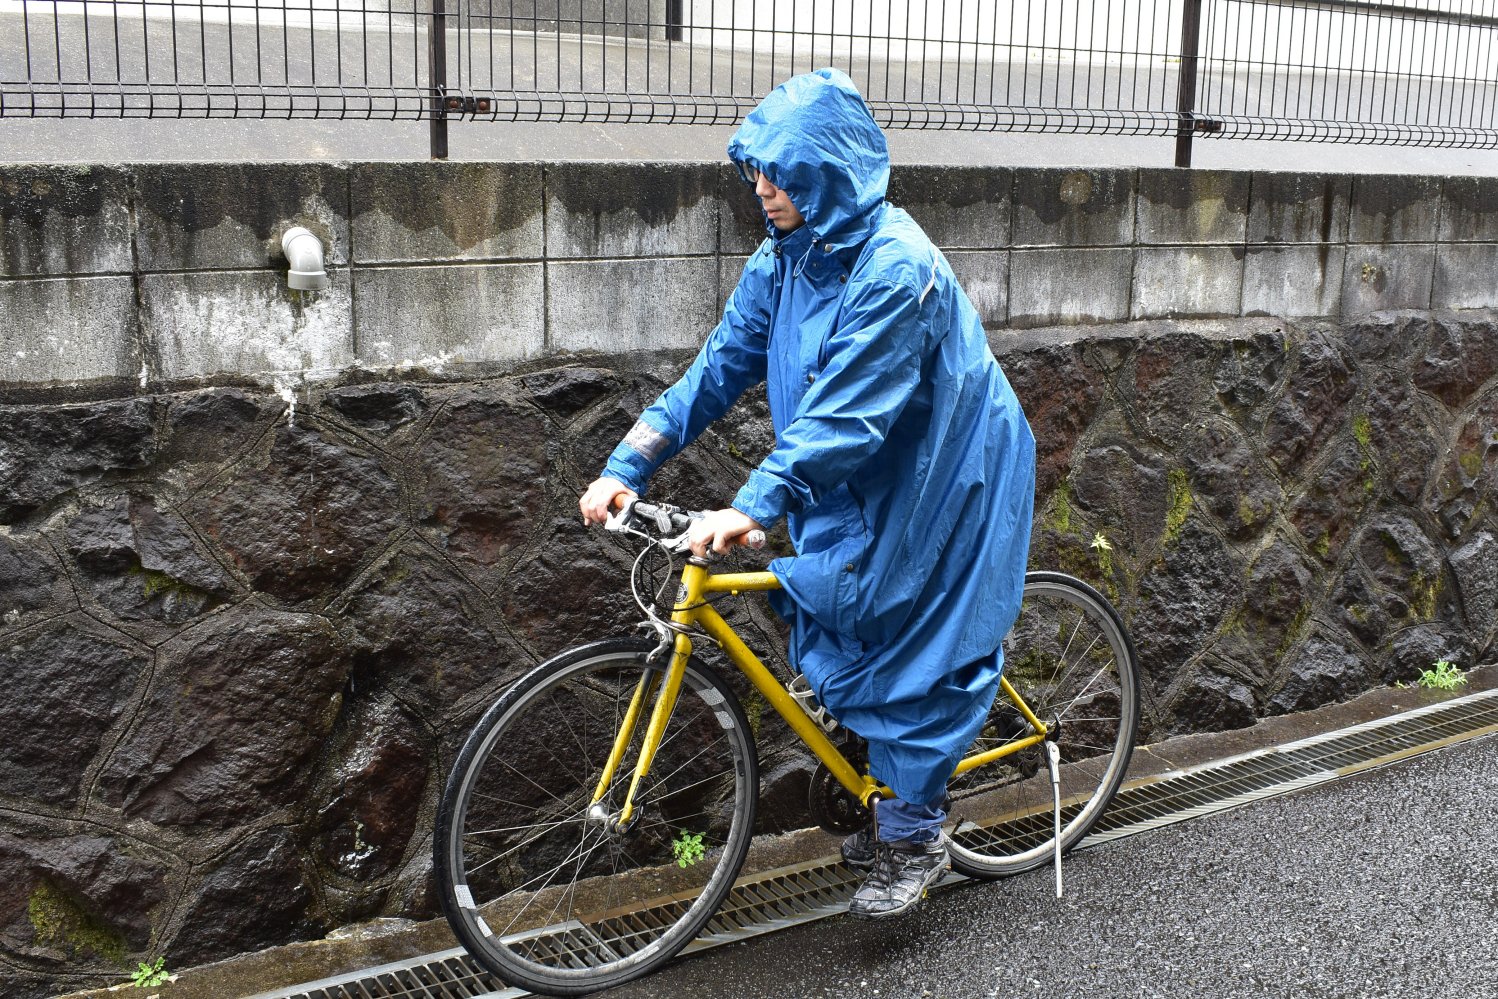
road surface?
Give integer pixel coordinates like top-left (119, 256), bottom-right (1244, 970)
top-left (600, 734), bottom-right (1498, 999)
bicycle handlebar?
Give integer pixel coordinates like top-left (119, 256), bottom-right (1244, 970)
top-left (609, 498), bottom-right (766, 550)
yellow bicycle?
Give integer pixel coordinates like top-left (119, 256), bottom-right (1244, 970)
top-left (435, 500), bottom-right (1140, 996)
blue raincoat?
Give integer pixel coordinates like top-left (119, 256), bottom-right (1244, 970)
top-left (603, 69), bottom-right (1036, 805)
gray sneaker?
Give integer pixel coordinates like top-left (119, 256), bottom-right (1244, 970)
top-left (841, 825), bottom-right (877, 870)
top-left (846, 834), bottom-right (949, 921)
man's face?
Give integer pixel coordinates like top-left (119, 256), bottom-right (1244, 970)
top-left (755, 173), bottom-right (805, 232)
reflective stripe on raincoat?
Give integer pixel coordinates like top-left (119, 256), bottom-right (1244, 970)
top-left (603, 68), bottom-right (1036, 805)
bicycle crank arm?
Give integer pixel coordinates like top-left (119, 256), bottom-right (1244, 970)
top-left (1046, 740), bottom-right (1062, 898)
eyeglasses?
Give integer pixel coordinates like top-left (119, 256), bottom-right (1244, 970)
top-left (735, 159), bottom-right (762, 187)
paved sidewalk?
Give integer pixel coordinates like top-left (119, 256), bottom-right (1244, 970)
top-left (5, 117), bottom-right (1498, 175)
top-left (603, 733), bottom-right (1498, 999)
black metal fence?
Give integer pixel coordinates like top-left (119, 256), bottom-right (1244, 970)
top-left (4, 0), bottom-right (1498, 163)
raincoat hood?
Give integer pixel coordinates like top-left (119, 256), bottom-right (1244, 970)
top-left (727, 68), bottom-right (890, 245)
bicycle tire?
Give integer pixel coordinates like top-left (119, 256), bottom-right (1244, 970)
top-left (435, 638), bottom-right (758, 997)
top-left (946, 571), bottom-right (1141, 879)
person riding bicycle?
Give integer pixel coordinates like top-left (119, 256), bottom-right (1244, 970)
top-left (580, 68), bottom-right (1036, 921)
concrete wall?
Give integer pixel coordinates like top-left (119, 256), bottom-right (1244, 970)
top-left (4, 161), bottom-right (1497, 399)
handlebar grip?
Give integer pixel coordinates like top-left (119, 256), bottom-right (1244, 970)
top-left (744, 530), bottom-right (767, 550)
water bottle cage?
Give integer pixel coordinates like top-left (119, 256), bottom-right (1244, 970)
top-left (787, 674), bottom-right (839, 734)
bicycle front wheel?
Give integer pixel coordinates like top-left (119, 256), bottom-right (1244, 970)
top-left (946, 572), bottom-right (1140, 879)
top-left (434, 638), bottom-right (758, 997)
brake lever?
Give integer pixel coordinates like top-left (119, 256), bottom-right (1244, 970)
top-left (666, 528), bottom-right (766, 557)
top-left (603, 496), bottom-right (642, 534)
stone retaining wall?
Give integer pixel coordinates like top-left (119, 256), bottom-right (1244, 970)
top-left (4, 306), bottom-right (1498, 996)
top-left (4, 161), bottom-right (1498, 400)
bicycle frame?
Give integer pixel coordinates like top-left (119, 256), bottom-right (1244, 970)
top-left (599, 562), bottom-right (1050, 824)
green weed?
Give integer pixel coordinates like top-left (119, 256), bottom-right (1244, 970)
top-left (131, 957), bottom-right (169, 988)
top-left (1412, 659), bottom-right (1468, 691)
top-left (1353, 414), bottom-right (1372, 448)
top-left (1090, 531), bottom-right (1114, 579)
top-left (671, 829), bottom-right (706, 868)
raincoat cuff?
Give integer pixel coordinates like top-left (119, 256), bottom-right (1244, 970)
top-left (602, 444), bottom-right (653, 496)
top-left (731, 470), bottom-right (792, 529)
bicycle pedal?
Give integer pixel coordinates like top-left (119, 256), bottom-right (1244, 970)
top-left (787, 674), bottom-right (839, 733)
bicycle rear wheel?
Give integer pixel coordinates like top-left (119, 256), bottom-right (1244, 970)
top-left (434, 638), bottom-right (757, 997)
top-left (946, 571), bottom-right (1140, 879)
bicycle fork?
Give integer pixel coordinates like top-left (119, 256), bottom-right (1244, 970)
top-left (590, 633), bottom-right (693, 828)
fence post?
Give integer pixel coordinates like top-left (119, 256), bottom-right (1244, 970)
top-left (1174, 0), bottom-right (1204, 168)
top-left (429, 0), bottom-right (449, 160)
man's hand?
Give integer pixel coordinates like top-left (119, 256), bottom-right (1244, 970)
top-left (687, 508), bottom-right (764, 557)
top-left (580, 477), bottom-right (637, 526)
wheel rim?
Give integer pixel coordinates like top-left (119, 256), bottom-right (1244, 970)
top-left (947, 579), bottom-right (1137, 870)
top-left (446, 651), bottom-right (753, 980)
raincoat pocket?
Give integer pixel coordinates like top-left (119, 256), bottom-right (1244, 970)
top-left (777, 488), bottom-right (867, 637)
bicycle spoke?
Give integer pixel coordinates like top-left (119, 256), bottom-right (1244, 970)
top-left (1057, 738), bottom-right (1123, 754)
top-left (1055, 609), bottom-right (1086, 678)
top-left (465, 815), bottom-right (587, 839)
top-left (550, 822), bottom-right (604, 929)
top-left (636, 737), bottom-right (729, 802)
top-left (472, 790), bottom-right (566, 813)
top-left (497, 757), bottom-right (578, 812)
top-left (466, 814), bottom-right (583, 878)
top-left (1053, 635), bottom-right (1108, 693)
top-left (544, 688), bottom-right (595, 785)
top-left (650, 767), bottom-right (736, 805)
top-left (1056, 662), bottom-right (1114, 719)
top-left (498, 831), bottom-right (611, 938)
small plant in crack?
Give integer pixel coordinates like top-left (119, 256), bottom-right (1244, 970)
top-left (1090, 531), bottom-right (1114, 580)
top-left (1411, 659), bottom-right (1468, 691)
top-left (130, 957), bottom-right (168, 988)
top-left (671, 829), bottom-right (706, 868)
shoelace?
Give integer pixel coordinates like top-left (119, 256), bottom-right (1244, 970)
top-left (866, 842), bottom-right (904, 889)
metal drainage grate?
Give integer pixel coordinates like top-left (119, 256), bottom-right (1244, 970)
top-left (241, 948), bottom-right (519, 999)
top-left (256, 686), bottom-right (1498, 999)
top-left (1079, 684), bottom-right (1498, 847)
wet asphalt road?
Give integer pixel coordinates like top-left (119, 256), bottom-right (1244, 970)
top-left (602, 734), bottom-right (1498, 999)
